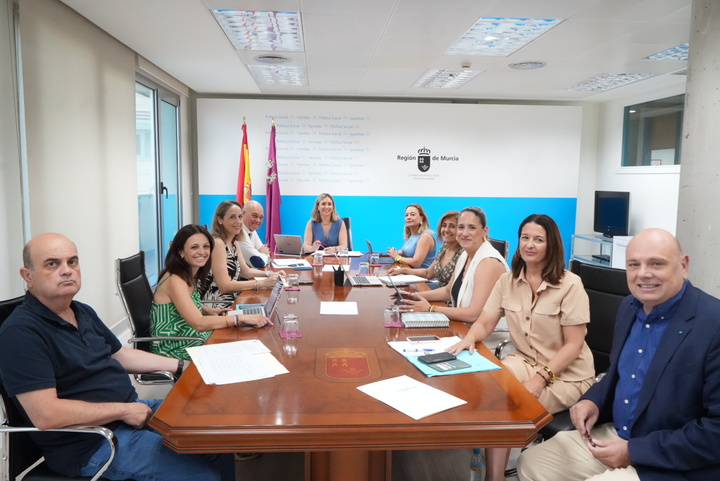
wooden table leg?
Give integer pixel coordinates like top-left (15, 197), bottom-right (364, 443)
top-left (308, 450), bottom-right (391, 481)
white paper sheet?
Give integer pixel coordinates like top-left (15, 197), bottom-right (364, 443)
top-left (322, 250), bottom-right (363, 257)
top-left (388, 336), bottom-right (462, 356)
top-left (272, 259), bottom-right (312, 268)
top-left (377, 275), bottom-right (427, 285)
top-left (186, 340), bottom-right (288, 385)
top-left (357, 375), bottom-right (467, 420)
top-left (319, 301), bottom-right (358, 315)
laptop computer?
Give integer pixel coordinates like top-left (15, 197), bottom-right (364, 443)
top-left (274, 234), bottom-right (304, 257)
top-left (347, 275), bottom-right (384, 286)
top-left (365, 240), bottom-right (396, 264)
top-left (228, 277), bottom-right (283, 317)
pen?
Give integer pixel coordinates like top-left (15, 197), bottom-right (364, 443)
top-left (403, 348), bottom-right (435, 353)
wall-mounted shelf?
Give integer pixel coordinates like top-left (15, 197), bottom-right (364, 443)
top-left (571, 234), bottom-right (632, 269)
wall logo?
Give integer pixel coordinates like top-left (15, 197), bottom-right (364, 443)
top-left (417, 147), bottom-right (431, 172)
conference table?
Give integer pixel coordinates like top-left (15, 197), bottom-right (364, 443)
top-left (149, 256), bottom-right (551, 481)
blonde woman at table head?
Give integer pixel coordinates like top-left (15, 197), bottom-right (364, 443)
top-left (203, 200), bottom-right (281, 309)
top-left (387, 204), bottom-right (437, 268)
top-left (448, 214), bottom-right (593, 481)
top-left (151, 224), bottom-right (272, 360)
top-left (303, 193), bottom-right (348, 254)
top-left (388, 210), bottom-right (463, 288)
top-left (398, 207), bottom-right (507, 322)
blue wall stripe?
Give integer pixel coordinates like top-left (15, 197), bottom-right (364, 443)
top-left (199, 195), bottom-right (578, 265)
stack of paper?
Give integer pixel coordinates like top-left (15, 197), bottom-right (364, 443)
top-left (272, 259), bottom-right (312, 269)
top-left (186, 340), bottom-right (288, 385)
top-left (357, 375), bottom-right (467, 419)
top-left (387, 337), bottom-right (501, 377)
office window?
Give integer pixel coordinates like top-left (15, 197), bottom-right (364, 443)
top-left (135, 78), bottom-right (182, 284)
top-left (622, 94), bottom-right (684, 167)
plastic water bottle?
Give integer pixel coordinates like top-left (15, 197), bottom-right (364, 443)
top-left (470, 448), bottom-right (485, 481)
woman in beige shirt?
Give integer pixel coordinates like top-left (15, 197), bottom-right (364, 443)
top-left (449, 214), bottom-right (594, 481)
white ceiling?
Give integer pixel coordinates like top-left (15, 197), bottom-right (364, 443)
top-left (61, 0), bottom-right (692, 102)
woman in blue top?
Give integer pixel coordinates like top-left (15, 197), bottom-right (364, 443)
top-left (302, 193), bottom-right (348, 254)
top-left (387, 204), bottom-right (437, 268)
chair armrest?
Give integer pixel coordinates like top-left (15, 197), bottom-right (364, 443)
top-left (200, 300), bottom-right (234, 306)
top-left (494, 339), bottom-right (514, 359)
top-left (0, 425), bottom-right (116, 481)
top-left (128, 335), bottom-right (206, 344)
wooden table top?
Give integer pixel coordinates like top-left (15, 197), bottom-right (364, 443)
top-left (149, 256), bottom-right (551, 454)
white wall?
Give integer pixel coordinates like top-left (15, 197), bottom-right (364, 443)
top-left (581, 85), bottom-right (685, 236)
top-left (0, 0), bottom-right (25, 298)
top-left (16, 0), bottom-right (189, 329)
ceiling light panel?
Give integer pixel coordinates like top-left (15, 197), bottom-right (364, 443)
top-left (413, 69), bottom-right (481, 89)
top-left (212, 10), bottom-right (304, 52)
top-left (570, 73), bottom-right (652, 92)
top-left (247, 65), bottom-right (307, 86)
top-left (643, 43), bottom-right (689, 61)
top-left (447, 17), bottom-right (562, 57)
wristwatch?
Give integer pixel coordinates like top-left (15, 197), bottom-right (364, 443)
top-left (265, 270), bottom-right (273, 277)
top-left (175, 359), bottom-right (184, 379)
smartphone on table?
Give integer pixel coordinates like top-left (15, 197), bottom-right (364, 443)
top-left (407, 335), bottom-right (441, 344)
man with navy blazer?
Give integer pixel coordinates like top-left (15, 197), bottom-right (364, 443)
top-left (517, 228), bottom-right (720, 481)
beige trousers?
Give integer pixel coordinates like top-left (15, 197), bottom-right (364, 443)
top-left (517, 423), bottom-right (640, 481)
top-left (503, 354), bottom-right (593, 415)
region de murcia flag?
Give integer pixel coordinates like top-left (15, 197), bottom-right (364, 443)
top-left (265, 122), bottom-right (282, 253)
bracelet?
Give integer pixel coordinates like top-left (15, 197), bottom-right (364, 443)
top-left (428, 305), bottom-right (436, 313)
top-left (175, 359), bottom-right (184, 379)
top-left (254, 279), bottom-right (259, 290)
top-left (234, 315), bottom-right (240, 327)
top-left (395, 255), bottom-right (403, 263)
top-left (542, 366), bottom-right (557, 384)
top-left (538, 370), bottom-right (552, 386)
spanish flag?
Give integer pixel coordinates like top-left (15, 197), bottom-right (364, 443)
top-left (236, 120), bottom-right (252, 206)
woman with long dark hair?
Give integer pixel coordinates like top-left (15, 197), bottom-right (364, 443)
top-left (449, 214), bottom-right (594, 481)
top-left (151, 224), bottom-right (270, 360)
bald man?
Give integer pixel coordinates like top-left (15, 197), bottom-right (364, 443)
top-left (0, 233), bottom-right (234, 480)
top-left (239, 200), bottom-right (271, 268)
top-left (517, 229), bottom-right (720, 481)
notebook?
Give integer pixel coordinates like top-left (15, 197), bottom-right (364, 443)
top-left (347, 275), bottom-right (384, 286)
top-left (401, 312), bottom-right (450, 328)
top-left (274, 234), bottom-right (304, 257)
top-left (365, 240), bottom-right (396, 264)
top-left (228, 278), bottom-right (283, 317)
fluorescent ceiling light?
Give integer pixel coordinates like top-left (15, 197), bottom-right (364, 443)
top-left (212, 10), bottom-right (304, 51)
top-left (570, 73), bottom-right (652, 92)
top-left (643, 43), bottom-right (689, 61)
top-left (248, 65), bottom-right (307, 86)
top-left (413, 69), bottom-right (481, 89)
top-left (447, 17), bottom-right (562, 57)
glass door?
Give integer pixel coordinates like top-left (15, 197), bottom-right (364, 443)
top-left (135, 79), bottom-right (181, 285)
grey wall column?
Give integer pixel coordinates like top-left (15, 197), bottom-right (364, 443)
top-left (677, 0), bottom-right (720, 296)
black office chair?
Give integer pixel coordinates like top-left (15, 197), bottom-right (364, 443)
top-left (116, 251), bottom-right (205, 384)
top-left (1, 296), bottom-right (117, 481)
top-left (487, 238), bottom-right (511, 334)
top-left (488, 237), bottom-right (509, 260)
top-left (342, 217), bottom-right (353, 251)
top-left (494, 259), bottom-right (630, 439)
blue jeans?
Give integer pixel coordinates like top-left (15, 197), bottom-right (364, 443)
top-left (78, 399), bottom-right (234, 481)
